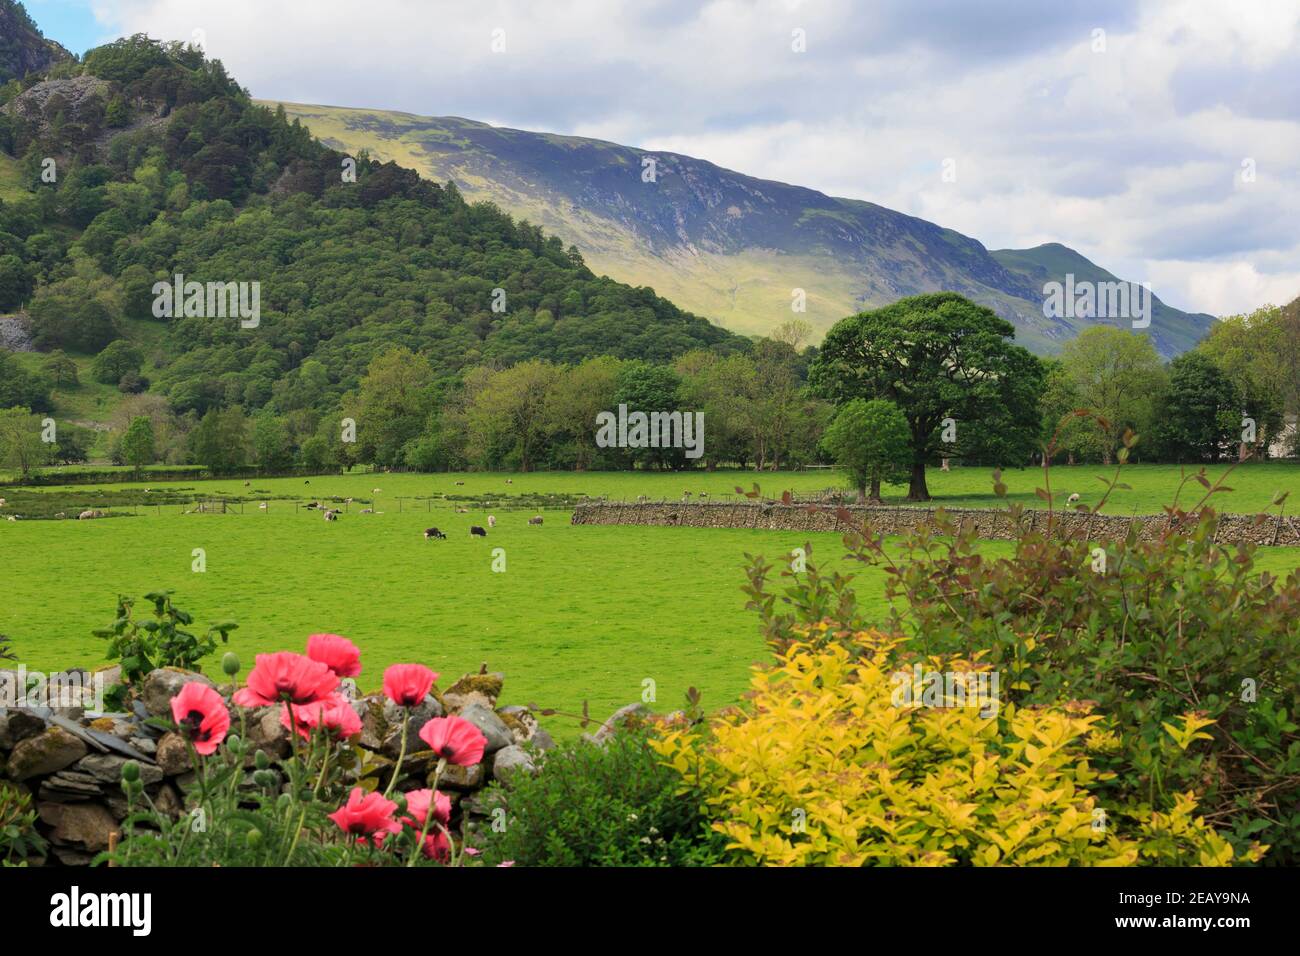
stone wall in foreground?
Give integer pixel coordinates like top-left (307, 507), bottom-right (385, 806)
top-left (570, 501), bottom-right (1300, 547)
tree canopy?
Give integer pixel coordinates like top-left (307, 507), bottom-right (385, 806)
top-left (810, 293), bottom-right (1045, 500)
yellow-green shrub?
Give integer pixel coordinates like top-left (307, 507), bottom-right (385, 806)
top-left (653, 634), bottom-right (1264, 867)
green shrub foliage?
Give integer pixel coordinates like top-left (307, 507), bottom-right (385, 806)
top-left (474, 729), bottom-right (727, 867)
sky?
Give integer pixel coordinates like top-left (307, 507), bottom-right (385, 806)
top-left (22, 0), bottom-right (1300, 318)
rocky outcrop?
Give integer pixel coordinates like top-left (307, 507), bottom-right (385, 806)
top-left (0, 315), bottom-right (35, 353)
top-left (5, 75), bottom-right (112, 135)
top-left (570, 501), bottom-right (1300, 547)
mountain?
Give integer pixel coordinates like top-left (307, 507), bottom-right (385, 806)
top-left (271, 103), bottom-right (1216, 357)
top-left (0, 0), bottom-right (71, 85)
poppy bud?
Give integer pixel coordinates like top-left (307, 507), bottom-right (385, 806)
top-left (222, 652), bottom-right (241, 676)
top-left (120, 760), bottom-right (140, 783)
top-left (246, 828), bottom-right (262, 847)
top-left (254, 749), bottom-right (270, 771)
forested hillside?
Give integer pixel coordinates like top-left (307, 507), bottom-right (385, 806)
top-left (0, 32), bottom-right (742, 454)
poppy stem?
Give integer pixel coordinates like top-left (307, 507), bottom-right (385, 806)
top-left (314, 735), bottom-right (333, 797)
top-left (382, 706), bottom-right (412, 799)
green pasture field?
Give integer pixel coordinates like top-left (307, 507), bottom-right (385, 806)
top-left (2, 464), bottom-right (1297, 738)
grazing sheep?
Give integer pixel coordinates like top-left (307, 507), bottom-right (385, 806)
top-left (455, 481), bottom-right (465, 486)
top-left (54, 512), bottom-right (66, 519)
top-left (699, 492), bottom-right (708, 498)
top-left (5, 515), bottom-right (15, 522)
top-left (324, 509), bottom-right (338, 521)
top-left (424, 527), bottom-right (447, 540)
top-left (259, 502), bottom-right (267, 510)
top-left (487, 515), bottom-right (496, 528)
top-left (469, 525), bottom-right (487, 537)
top-left (372, 488), bottom-right (381, 494)
top-left (360, 508), bottom-right (373, 514)
top-left (1067, 493), bottom-right (1081, 505)
top-left (78, 510), bottom-right (103, 520)
top-left (0, 498), bottom-right (6, 507)
top-left (528, 515), bottom-right (543, 525)
top-left (456, 507), bottom-right (468, 514)
top-left (637, 495), bottom-right (648, 503)
top-left (505, 479), bottom-right (513, 484)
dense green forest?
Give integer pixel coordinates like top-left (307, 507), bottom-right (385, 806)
top-left (0, 36), bottom-right (740, 410)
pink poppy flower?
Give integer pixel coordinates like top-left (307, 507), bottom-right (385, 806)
top-left (169, 682), bottom-right (230, 755)
top-left (462, 847), bottom-right (481, 857)
top-left (497, 861), bottom-right (515, 867)
top-left (401, 788), bottom-right (451, 830)
top-left (382, 664), bottom-right (438, 707)
top-left (280, 695), bottom-right (363, 741)
top-left (306, 633), bottom-right (361, 678)
top-left (417, 716), bottom-right (487, 766)
top-left (328, 787), bottom-right (401, 846)
top-left (232, 652), bottom-right (338, 707)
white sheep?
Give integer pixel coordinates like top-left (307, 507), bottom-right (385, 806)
top-left (487, 515), bottom-right (496, 528)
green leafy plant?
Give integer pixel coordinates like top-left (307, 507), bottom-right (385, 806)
top-left (92, 591), bottom-right (237, 707)
top-left (474, 728), bottom-right (727, 867)
top-left (0, 782), bottom-right (47, 866)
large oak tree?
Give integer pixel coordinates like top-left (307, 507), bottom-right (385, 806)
top-left (809, 293), bottom-right (1044, 501)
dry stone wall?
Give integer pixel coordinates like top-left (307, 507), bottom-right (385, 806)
top-left (570, 501), bottom-right (1300, 547)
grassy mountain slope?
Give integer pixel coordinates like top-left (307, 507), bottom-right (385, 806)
top-left (991, 243), bottom-right (1209, 356)
top-left (273, 102), bottom-right (1216, 356)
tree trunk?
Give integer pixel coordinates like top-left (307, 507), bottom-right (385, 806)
top-left (907, 461), bottom-right (931, 501)
top-left (868, 476), bottom-right (882, 503)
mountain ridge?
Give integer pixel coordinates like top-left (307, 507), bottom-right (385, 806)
top-left (270, 100), bottom-right (1215, 357)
